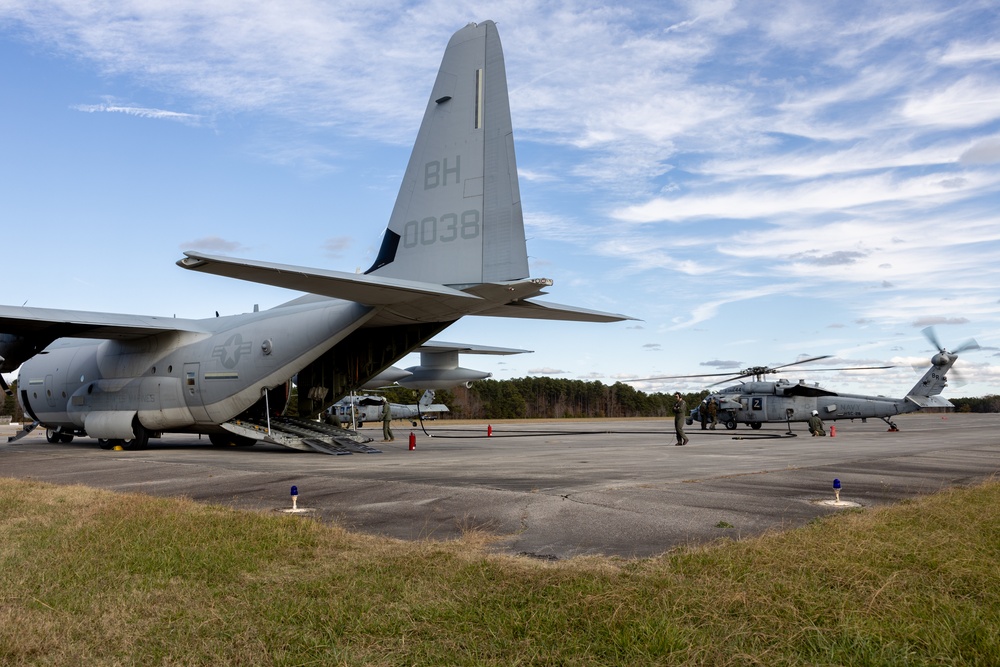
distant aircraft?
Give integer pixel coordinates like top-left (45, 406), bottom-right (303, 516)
top-left (363, 341), bottom-right (530, 390)
top-left (0, 21), bottom-right (629, 453)
top-left (638, 327), bottom-right (979, 432)
top-left (329, 390), bottom-right (448, 429)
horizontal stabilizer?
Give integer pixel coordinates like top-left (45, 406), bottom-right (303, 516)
top-left (178, 252), bottom-right (480, 305)
top-left (906, 395), bottom-right (953, 409)
top-left (474, 298), bottom-right (634, 323)
top-left (415, 341), bottom-right (531, 355)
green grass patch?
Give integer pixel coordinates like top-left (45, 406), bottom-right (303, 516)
top-left (1, 477), bottom-right (998, 665)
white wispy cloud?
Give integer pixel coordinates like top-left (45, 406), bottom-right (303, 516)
top-left (73, 103), bottom-right (202, 124)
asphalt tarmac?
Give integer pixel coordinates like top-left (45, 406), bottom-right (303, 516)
top-left (2, 413), bottom-right (998, 559)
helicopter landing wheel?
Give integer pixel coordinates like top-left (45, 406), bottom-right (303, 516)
top-left (725, 419), bottom-right (737, 430)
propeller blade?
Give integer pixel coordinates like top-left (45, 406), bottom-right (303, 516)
top-left (952, 338), bottom-right (980, 355)
top-left (922, 326), bottom-right (944, 352)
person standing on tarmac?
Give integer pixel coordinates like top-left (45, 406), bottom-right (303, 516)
top-left (382, 398), bottom-right (395, 442)
top-left (699, 400), bottom-right (709, 430)
top-left (808, 409), bottom-right (826, 437)
top-left (673, 392), bottom-right (690, 446)
top-left (707, 397), bottom-right (719, 429)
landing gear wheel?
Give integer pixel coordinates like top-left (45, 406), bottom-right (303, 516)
top-left (120, 419), bottom-right (150, 450)
top-left (725, 419), bottom-right (737, 430)
top-left (58, 433), bottom-right (74, 443)
top-left (750, 422), bottom-right (762, 430)
top-left (46, 428), bottom-right (60, 444)
top-left (98, 439), bottom-right (114, 450)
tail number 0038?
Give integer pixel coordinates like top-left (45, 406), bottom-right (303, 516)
top-left (402, 211), bottom-right (480, 247)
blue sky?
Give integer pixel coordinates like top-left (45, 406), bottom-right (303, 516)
top-left (2, 0), bottom-right (999, 399)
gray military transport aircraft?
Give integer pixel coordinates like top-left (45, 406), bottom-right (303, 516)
top-left (0, 20), bottom-right (628, 454)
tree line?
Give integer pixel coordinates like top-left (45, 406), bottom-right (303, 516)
top-left (444, 378), bottom-right (705, 419)
top-left (949, 395), bottom-right (1000, 413)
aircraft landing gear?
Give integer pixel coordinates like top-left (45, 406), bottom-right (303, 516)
top-left (45, 428), bottom-right (75, 444)
top-left (725, 419), bottom-right (737, 430)
top-left (749, 422), bottom-right (762, 430)
top-left (96, 418), bottom-right (151, 450)
top-left (880, 416), bottom-right (900, 432)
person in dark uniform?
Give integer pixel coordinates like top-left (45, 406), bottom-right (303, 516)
top-left (673, 392), bottom-right (689, 446)
top-left (699, 400), bottom-right (709, 430)
top-left (382, 398), bottom-right (394, 441)
top-left (707, 397), bottom-right (718, 429)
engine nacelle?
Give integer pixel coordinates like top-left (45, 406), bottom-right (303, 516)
top-left (399, 366), bottom-right (491, 390)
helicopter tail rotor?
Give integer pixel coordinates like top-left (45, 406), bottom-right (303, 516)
top-left (909, 326), bottom-right (981, 392)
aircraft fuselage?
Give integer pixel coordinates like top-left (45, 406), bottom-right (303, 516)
top-left (701, 381), bottom-right (917, 429)
top-left (18, 299), bottom-right (373, 438)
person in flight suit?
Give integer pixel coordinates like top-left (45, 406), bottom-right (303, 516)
top-left (382, 398), bottom-right (395, 441)
top-left (673, 392), bottom-right (689, 446)
top-left (808, 410), bottom-right (826, 437)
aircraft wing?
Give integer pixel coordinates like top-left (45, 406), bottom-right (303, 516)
top-left (0, 305), bottom-right (197, 339)
top-left (0, 305), bottom-right (206, 372)
top-left (178, 252), bottom-right (480, 305)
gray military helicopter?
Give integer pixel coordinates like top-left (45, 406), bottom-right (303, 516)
top-left (639, 327), bottom-right (979, 432)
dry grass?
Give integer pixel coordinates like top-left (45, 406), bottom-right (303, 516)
top-left (1, 477), bottom-right (998, 665)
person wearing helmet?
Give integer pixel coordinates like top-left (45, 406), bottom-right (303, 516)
top-left (807, 409), bottom-right (826, 437)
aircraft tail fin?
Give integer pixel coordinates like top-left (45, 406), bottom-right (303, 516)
top-left (906, 363), bottom-right (951, 397)
top-left (365, 20), bottom-right (528, 286)
top-left (906, 357), bottom-right (956, 399)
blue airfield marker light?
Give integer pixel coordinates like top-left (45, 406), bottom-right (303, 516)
top-left (833, 478), bottom-right (841, 502)
top-left (291, 485), bottom-right (298, 510)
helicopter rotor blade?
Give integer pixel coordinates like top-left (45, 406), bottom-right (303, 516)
top-left (633, 357), bottom-right (893, 387)
top-left (707, 374), bottom-right (753, 387)
top-left (949, 365), bottom-right (969, 387)
top-left (789, 365), bottom-right (895, 373)
top-left (770, 355), bottom-right (833, 370)
top-left (628, 371), bottom-right (744, 383)
top-left (921, 326), bottom-right (944, 353)
top-left (952, 338), bottom-right (981, 355)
